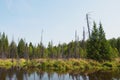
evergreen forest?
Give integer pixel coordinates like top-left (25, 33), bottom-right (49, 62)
top-left (0, 22), bottom-right (120, 61)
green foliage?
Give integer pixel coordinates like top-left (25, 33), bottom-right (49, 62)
top-left (102, 62), bottom-right (113, 67)
top-left (36, 43), bottom-right (45, 58)
top-left (0, 21), bottom-right (119, 61)
top-left (102, 61), bottom-right (118, 70)
top-left (87, 22), bottom-right (118, 61)
top-left (0, 59), bottom-right (12, 69)
top-left (0, 59), bottom-right (120, 72)
top-left (9, 40), bottom-right (17, 58)
top-left (47, 41), bottom-right (54, 58)
top-left (87, 22), bottom-right (100, 60)
top-left (28, 42), bottom-right (34, 59)
top-left (53, 60), bottom-right (66, 70)
top-left (0, 33), bottom-right (9, 58)
top-left (117, 37), bottom-right (120, 55)
top-left (17, 39), bottom-right (25, 58)
top-left (109, 38), bottom-right (117, 48)
top-left (25, 60), bottom-right (39, 68)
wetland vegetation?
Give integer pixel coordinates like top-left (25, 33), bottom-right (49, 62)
top-left (0, 22), bottom-right (120, 80)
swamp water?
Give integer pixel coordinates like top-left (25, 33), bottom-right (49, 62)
top-left (0, 68), bottom-right (120, 80)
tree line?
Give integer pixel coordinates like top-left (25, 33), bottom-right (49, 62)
top-left (0, 22), bottom-right (120, 61)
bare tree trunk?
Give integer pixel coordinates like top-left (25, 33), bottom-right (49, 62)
top-left (86, 13), bottom-right (90, 38)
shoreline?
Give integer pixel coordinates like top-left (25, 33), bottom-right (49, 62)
top-left (0, 58), bottom-right (120, 72)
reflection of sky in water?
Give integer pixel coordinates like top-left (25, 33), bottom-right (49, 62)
top-left (23, 72), bottom-right (89, 80)
top-left (2, 70), bottom-right (120, 80)
top-left (5, 71), bottom-right (89, 80)
top-left (6, 74), bottom-right (16, 80)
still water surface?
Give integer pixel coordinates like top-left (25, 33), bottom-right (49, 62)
top-left (0, 68), bottom-right (120, 80)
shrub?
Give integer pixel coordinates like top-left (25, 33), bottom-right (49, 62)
top-left (102, 62), bottom-right (116, 67)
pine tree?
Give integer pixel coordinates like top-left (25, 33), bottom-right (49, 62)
top-left (87, 22), bottom-right (117, 61)
top-left (117, 37), bottom-right (120, 56)
top-left (28, 42), bottom-right (34, 59)
top-left (1, 33), bottom-right (9, 58)
top-left (48, 41), bottom-right (53, 58)
top-left (98, 23), bottom-right (111, 60)
top-left (9, 40), bottom-right (17, 60)
top-left (17, 39), bottom-right (25, 58)
top-left (87, 22), bottom-right (100, 60)
top-left (109, 38), bottom-right (117, 48)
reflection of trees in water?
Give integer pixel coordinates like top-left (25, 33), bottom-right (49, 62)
top-left (88, 71), bottom-right (112, 80)
top-left (33, 72), bottom-right (36, 80)
top-left (24, 71), bottom-right (28, 80)
top-left (47, 72), bottom-right (54, 80)
top-left (36, 71), bottom-right (44, 80)
top-left (69, 72), bottom-right (88, 80)
top-left (59, 74), bottom-right (65, 80)
top-left (0, 69), bottom-right (6, 80)
top-left (58, 73), bottom-right (65, 80)
top-left (7, 68), bottom-right (15, 80)
top-left (113, 71), bottom-right (120, 80)
top-left (57, 73), bottom-right (66, 80)
top-left (79, 74), bottom-right (88, 80)
top-left (15, 69), bottom-right (24, 80)
top-left (0, 68), bottom-right (120, 80)
top-left (88, 71), bottom-right (120, 80)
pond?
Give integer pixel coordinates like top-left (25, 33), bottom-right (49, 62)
top-left (0, 68), bottom-right (120, 80)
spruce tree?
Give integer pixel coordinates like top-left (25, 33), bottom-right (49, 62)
top-left (28, 42), bottom-right (34, 59)
top-left (17, 39), bottom-right (25, 58)
top-left (117, 37), bottom-right (120, 55)
top-left (9, 40), bottom-right (17, 60)
top-left (1, 33), bottom-right (9, 58)
top-left (87, 22), bottom-right (100, 60)
top-left (99, 23), bottom-right (111, 60)
top-left (87, 22), bottom-right (117, 61)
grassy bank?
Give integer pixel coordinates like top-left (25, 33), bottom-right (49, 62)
top-left (0, 58), bottom-right (120, 72)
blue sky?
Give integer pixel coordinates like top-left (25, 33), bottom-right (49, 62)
top-left (0, 0), bottom-right (120, 46)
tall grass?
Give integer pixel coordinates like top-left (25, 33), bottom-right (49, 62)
top-left (0, 58), bottom-right (119, 72)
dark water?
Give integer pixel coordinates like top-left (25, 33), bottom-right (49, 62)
top-left (0, 68), bottom-right (120, 80)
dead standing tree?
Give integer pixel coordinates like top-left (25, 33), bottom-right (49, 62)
top-left (74, 30), bottom-right (79, 58)
top-left (40, 29), bottom-right (44, 58)
top-left (86, 13), bottom-right (91, 38)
